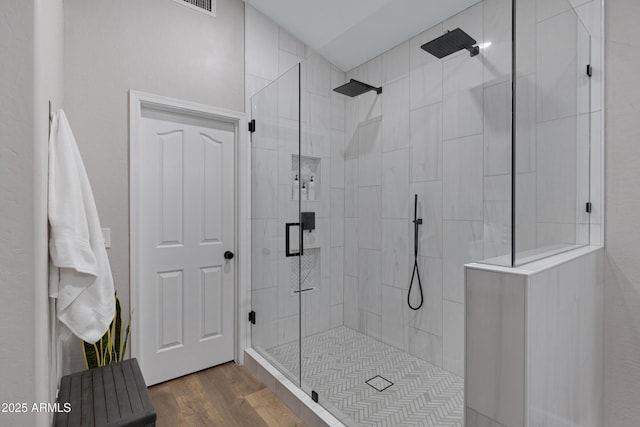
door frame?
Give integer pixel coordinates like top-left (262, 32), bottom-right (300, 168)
top-left (129, 90), bottom-right (250, 367)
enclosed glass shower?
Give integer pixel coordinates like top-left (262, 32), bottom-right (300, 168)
top-left (249, 0), bottom-right (597, 425)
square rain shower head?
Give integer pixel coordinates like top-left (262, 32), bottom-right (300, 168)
top-left (420, 28), bottom-right (480, 58)
top-left (333, 79), bottom-right (383, 97)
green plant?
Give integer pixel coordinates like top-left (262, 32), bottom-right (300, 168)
top-left (82, 293), bottom-right (131, 369)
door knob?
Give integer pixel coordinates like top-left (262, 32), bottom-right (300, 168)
top-left (224, 251), bottom-right (234, 260)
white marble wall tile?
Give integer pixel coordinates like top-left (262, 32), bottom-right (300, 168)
top-left (465, 268), bottom-right (525, 427)
top-left (306, 53), bottom-right (331, 97)
top-left (330, 129), bottom-right (345, 189)
top-left (536, 222), bottom-right (577, 247)
top-left (344, 218), bottom-right (358, 276)
top-left (358, 119), bottom-right (382, 186)
top-left (246, 5), bottom-right (279, 81)
top-left (381, 219), bottom-right (409, 289)
top-left (536, 10), bottom-right (578, 122)
top-left (515, 0), bottom-right (536, 76)
top-left (484, 175), bottom-right (512, 260)
top-left (247, 74), bottom-right (273, 116)
top-left (484, 81), bottom-right (512, 176)
top-left (251, 80), bottom-right (279, 150)
top-left (410, 103), bottom-right (442, 182)
top-left (331, 66), bottom-right (347, 131)
top-left (443, 134), bottom-right (484, 221)
top-left (278, 65), bottom-right (299, 121)
top-left (358, 186), bottom-right (381, 250)
top-left (359, 57), bottom-right (383, 122)
top-left (484, 174), bottom-right (511, 202)
top-left (409, 24), bottom-right (444, 110)
top-left (277, 258), bottom-right (298, 319)
top-left (383, 40), bottom-right (410, 84)
top-left (305, 93), bottom-right (331, 158)
top-left (279, 50), bottom-right (302, 76)
top-left (302, 284), bottom-right (331, 337)
top-left (279, 27), bottom-right (305, 58)
top-left (536, 115), bottom-right (577, 223)
top-left (345, 97), bottom-right (359, 154)
top-left (345, 158), bottom-right (359, 218)
top-left (330, 247), bottom-right (344, 305)
top-left (330, 304), bottom-right (344, 329)
top-left (443, 220), bottom-right (483, 303)
top-left (466, 407), bottom-right (507, 427)
top-left (331, 189), bottom-right (345, 247)
top-left (483, 0), bottom-right (512, 86)
top-left (277, 315), bottom-right (299, 346)
top-left (409, 180), bottom-right (443, 259)
top-left (382, 77), bottom-right (410, 152)
top-left (381, 148), bottom-right (410, 219)
top-left (515, 73), bottom-right (537, 174)
top-left (443, 300), bottom-right (464, 376)
top-left (251, 147), bottom-right (278, 219)
top-left (575, 0), bottom-right (603, 112)
top-left (358, 249), bottom-right (382, 314)
top-left (408, 256), bottom-right (443, 336)
top-left (576, 113), bottom-right (591, 225)
top-left (443, 52), bottom-right (485, 141)
top-left (537, 0), bottom-right (573, 23)
top-left (343, 275), bottom-right (359, 330)
top-left (251, 219), bottom-right (279, 290)
top-left (359, 310), bottom-right (382, 340)
top-left (381, 285), bottom-right (408, 351)
top-left (527, 250), bottom-right (603, 427)
top-left (408, 327), bottom-right (443, 368)
top-left (515, 172), bottom-right (537, 255)
top-left (589, 111), bottom-right (602, 224)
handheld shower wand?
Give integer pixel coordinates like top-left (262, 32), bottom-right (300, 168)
top-left (408, 194), bottom-right (424, 310)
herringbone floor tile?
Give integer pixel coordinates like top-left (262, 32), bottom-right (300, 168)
top-left (265, 326), bottom-right (463, 427)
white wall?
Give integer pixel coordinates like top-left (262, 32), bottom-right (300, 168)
top-left (34, 0), bottom-right (65, 422)
top-left (604, 0), bottom-right (640, 424)
top-left (0, 2), bottom-right (37, 424)
top-left (0, 0), bottom-right (64, 424)
top-left (62, 0), bottom-right (245, 374)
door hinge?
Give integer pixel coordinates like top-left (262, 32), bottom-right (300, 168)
top-left (311, 390), bottom-right (318, 403)
top-left (586, 64), bottom-right (593, 77)
top-left (248, 119), bottom-right (256, 133)
top-left (249, 310), bottom-right (256, 325)
top-left (586, 202), bottom-right (592, 213)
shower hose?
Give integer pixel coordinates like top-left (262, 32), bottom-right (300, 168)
top-left (408, 194), bottom-right (424, 310)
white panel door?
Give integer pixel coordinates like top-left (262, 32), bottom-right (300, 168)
top-left (138, 108), bottom-right (235, 385)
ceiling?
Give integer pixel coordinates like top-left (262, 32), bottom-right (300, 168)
top-left (245, 0), bottom-right (481, 71)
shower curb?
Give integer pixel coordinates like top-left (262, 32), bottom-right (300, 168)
top-left (244, 348), bottom-right (345, 427)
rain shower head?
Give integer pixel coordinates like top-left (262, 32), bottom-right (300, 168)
top-left (420, 28), bottom-right (480, 58)
top-left (333, 79), bottom-right (382, 97)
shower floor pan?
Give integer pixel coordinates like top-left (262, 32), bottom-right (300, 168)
top-left (264, 326), bottom-right (463, 427)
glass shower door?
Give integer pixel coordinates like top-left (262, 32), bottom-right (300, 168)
top-left (250, 64), bottom-right (302, 385)
top-left (513, 0), bottom-right (592, 265)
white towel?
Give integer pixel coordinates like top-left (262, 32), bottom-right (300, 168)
top-left (48, 110), bottom-right (115, 344)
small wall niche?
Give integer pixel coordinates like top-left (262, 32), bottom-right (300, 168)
top-left (291, 155), bottom-right (321, 201)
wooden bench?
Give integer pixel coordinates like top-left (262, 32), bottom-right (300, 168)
top-left (55, 358), bottom-right (156, 426)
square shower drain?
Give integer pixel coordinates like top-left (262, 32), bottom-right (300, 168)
top-left (366, 375), bottom-right (393, 392)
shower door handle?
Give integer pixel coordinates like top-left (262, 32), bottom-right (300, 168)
top-left (285, 222), bottom-right (303, 257)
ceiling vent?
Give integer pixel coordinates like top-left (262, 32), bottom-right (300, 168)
top-left (173, 0), bottom-right (216, 17)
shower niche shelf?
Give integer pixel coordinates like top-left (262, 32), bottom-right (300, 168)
top-left (291, 154), bottom-right (321, 201)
